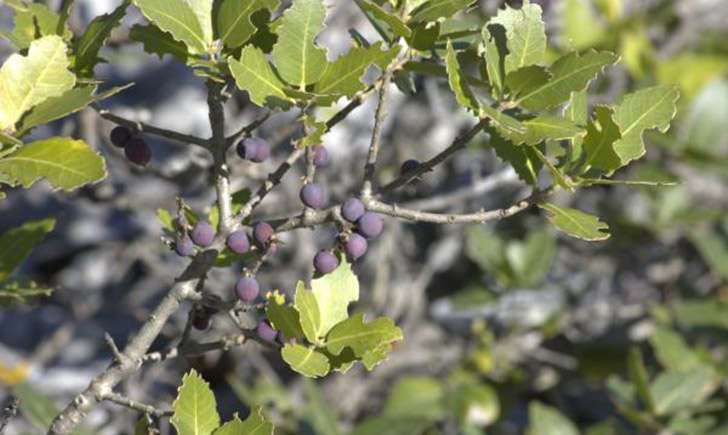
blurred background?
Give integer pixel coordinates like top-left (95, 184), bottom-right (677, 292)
top-left (1, 0), bottom-right (728, 433)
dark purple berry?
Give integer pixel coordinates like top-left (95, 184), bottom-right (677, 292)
top-left (175, 235), bottom-right (195, 256)
top-left (314, 250), bottom-right (338, 274)
top-left (226, 230), bottom-right (250, 254)
top-left (235, 276), bottom-right (260, 302)
top-left (110, 126), bottom-right (132, 148)
top-left (300, 183), bottom-right (325, 209)
top-left (312, 146), bottom-right (329, 167)
top-left (237, 137), bottom-right (270, 163)
top-left (345, 233), bottom-right (368, 260)
top-left (257, 320), bottom-right (278, 344)
top-left (124, 138), bottom-right (151, 166)
top-left (357, 212), bottom-right (383, 239)
top-left (191, 221), bottom-right (215, 247)
top-left (253, 222), bottom-right (273, 245)
top-left (400, 159), bottom-right (420, 175)
top-left (341, 198), bottom-right (365, 222)
top-left (192, 310), bottom-right (212, 330)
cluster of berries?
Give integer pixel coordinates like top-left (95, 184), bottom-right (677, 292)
top-left (109, 126), bottom-right (151, 167)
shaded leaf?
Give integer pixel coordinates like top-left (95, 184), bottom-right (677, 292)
top-left (215, 0), bottom-right (280, 49)
top-left (302, 379), bottom-right (342, 435)
top-left (0, 35), bottom-right (76, 131)
top-left (355, 1), bottom-right (412, 39)
top-left (384, 376), bottom-right (444, 419)
top-left (271, 0), bottom-right (328, 88)
top-left (130, 24), bottom-right (189, 62)
top-left (230, 45), bottom-right (293, 110)
top-left (487, 127), bottom-right (542, 185)
top-left (520, 115), bottom-right (584, 145)
top-left (445, 39), bottom-right (479, 113)
top-left (563, 89), bottom-right (588, 167)
top-left (315, 41), bottom-right (398, 97)
top-left (171, 369), bottom-right (220, 435)
top-left (0, 218), bottom-right (55, 281)
top-left (539, 203), bottom-right (610, 241)
top-left (281, 344), bottom-right (330, 378)
top-left (527, 401), bottom-right (578, 435)
top-left (627, 346), bottom-right (655, 414)
top-left (650, 366), bottom-right (718, 416)
top-left (0, 137), bottom-right (106, 191)
top-left (74, 1), bottom-right (130, 77)
top-left (583, 105), bottom-right (622, 171)
top-left (649, 327), bottom-right (701, 372)
top-left (266, 290), bottom-right (305, 340)
top-left (514, 49), bottom-right (618, 111)
top-left (215, 408), bottom-right (273, 435)
top-left (409, 0), bottom-right (475, 23)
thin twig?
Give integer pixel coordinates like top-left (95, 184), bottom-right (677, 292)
top-left (99, 392), bottom-right (172, 418)
top-left (225, 112), bottom-right (272, 147)
top-left (93, 106), bottom-right (209, 148)
top-left (378, 119), bottom-right (489, 195)
top-left (103, 333), bottom-right (126, 364)
top-left (362, 69), bottom-right (393, 198)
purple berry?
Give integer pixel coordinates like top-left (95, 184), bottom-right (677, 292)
top-left (237, 137), bottom-right (270, 163)
top-left (110, 126), bottom-right (132, 148)
top-left (312, 146), bottom-right (329, 167)
top-left (357, 212), bottom-right (383, 239)
top-left (175, 235), bottom-right (195, 256)
top-left (124, 137), bottom-right (151, 166)
top-left (341, 198), bottom-right (365, 222)
top-left (300, 183), bottom-right (325, 209)
top-left (226, 230), bottom-right (250, 254)
top-left (253, 222), bottom-right (273, 245)
top-left (192, 310), bottom-right (212, 330)
top-left (257, 320), bottom-right (278, 344)
top-left (345, 233), bottom-right (368, 260)
top-left (313, 250), bottom-right (338, 274)
top-left (400, 159), bottom-right (421, 175)
top-left (235, 277), bottom-right (260, 302)
top-left (191, 221), bottom-right (215, 247)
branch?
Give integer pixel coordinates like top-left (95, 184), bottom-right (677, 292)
top-left (378, 118), bottom-right (489, 195)
top-left (207, 82), bottom-right (234, 235)
top-left (362, 69), bottom-right (393, 198)
top-left (48, 280), bottom-right (198, 434)
top-left (99, 392), bottom-right (172, 418)
top-left (93, 106), bottom-right (209, 148)
top-left (225, 112), bottom-right (272, 147)
top-left (0, 397), bottom-right (19, 433)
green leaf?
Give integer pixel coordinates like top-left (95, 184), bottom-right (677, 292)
top-left (505, 228), bottom-right (555, 288)
top-left (650, 366), bottom-right (718, 416)
top-left (215, 408), bottom-right (273, 435)
top-left (310, 257), bottom-right (359, 338)
top-left (505, 65), bottom-right (550, 97)
top-left (445, 39), bottom-right (479, 113)
top-left (674, 300), bottom-right (728, 330)
top-left (0, 35), bottom-right (76, 132)
top-left (271, 0), bottom-right (328, 89)
top-left (266, 290), bottom-right (305, 340)
top-left (520, 115), bottom-right (585, 145)
top-left (405, 21), bottom-right (440, 51)
top-left (539, 203), bottom-right (610, 241)
top-left (0, 280), bottom-right (53, 306)
top-left (355, 1), bottom-right (412, 39)
top-left (627, 346), bottom-right (655, 414)
top-left (451, 383), bottom-right (500, 427)
top-left (230, 45), bottom-right (293, 110)
top-left (514, 49), bottom-right (618, 111)
top-left (582, 105), bottom-right (622, 171)
top-left (384, 376), bottom-right (445, 419)
top-left (18, 84), bottom-right (133, 136)
top-left (4, 3), bottom-right (74, 50)
top-left (531, 146), bottom-right (573, 190)
top-left (487, 127), bottom-right (542, 185)
top-left (185, 0), bottom-right (214, 45)
top-left (171, 369), bottom-right (221, 435)
top-left (315, 41), bottom-right (398, 97)
top-left (295, 281), bottom-right (322, 344)
top-left (479, 105), bottom-right (527, 144)
top-left (352, 416), bottom-right (433, 435)
top-left (649, 327), bottom-right (701, 372)
top-left (132, 0), bottom-right (208, 54)
top-left (408, 0), bottom-right (475, 23)
top-left (0, 218), bottom-right (55, 281)
top-left (215, 0), bottom-right (280, 49)
top-left (0, 137), bottom-right (106, 191)
top-left (691, 229), bottom-right (728, 282)
top-left (563, 89), bottom-right (588, 167)
top-left (527, 401), bottom-right (578, 435)
top-left (302, 379), bottom-right (342, 435)
top-left (488, 0), bottom-right (546, 76)
top-left (130, 24), bottom-right (189, 62)
top-left (73, 1), bottom-right (130, 77)
top-left (612, 85), bottom-right (680, 165)
top-left (481, 23), bottom-right (506, 94)
top-left (326, 313), bottom-right (402, 358)
top-left (561, 0), bottom-right (606, 50)
top-left (281, 344), bottom-right (330, 378)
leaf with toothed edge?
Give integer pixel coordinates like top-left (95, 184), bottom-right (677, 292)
top-left (132, 0), bottom-right (208, 54)
top-left (229, 45), bottom-right (293, 110)
top-left (73, 0), bottom-right (130, 77)
top-left (130, 24), bottom-right (189, 62)
top-left (539, 203), bottom-right (610, 241)
top-left (215, 0), bottom-right (280, 49)
top-left (171, 369), bottom-right (220, 435)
